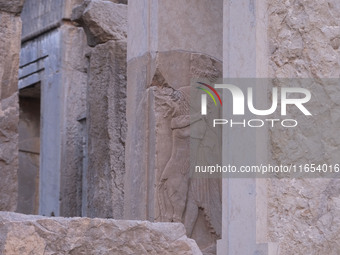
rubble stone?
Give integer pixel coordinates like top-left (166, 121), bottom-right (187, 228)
top-left (0, 212), bottom-right (202, 255)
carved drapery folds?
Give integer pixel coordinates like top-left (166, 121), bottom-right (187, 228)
top-left (151, 67), bottom-right (222, 254)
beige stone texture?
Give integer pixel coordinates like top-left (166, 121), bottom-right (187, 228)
top-left (268, 0), bottom-right (340, 254)
top-left (0, 11), bottom-right (22, 211)
top-left (269, 0), bottom-right (340, 78)
top-left (72, 0), bottom-right (127, 47)
top-left (64, 0), bottom-right (87, 19)
top-left (0, 212), bottom-right (202, 255)
top-left (0, 12), bottom-right (22, 100)
top-left (0, 94), bottom-right (19, 212)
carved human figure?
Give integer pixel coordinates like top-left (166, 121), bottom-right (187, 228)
top-left (155, 84), bottom-right (221, 254)
top-left (156, 86), bottom-right (195, 222)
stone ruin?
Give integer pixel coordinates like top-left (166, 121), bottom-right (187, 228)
top-left (1, 0), bottom-right (340, 255)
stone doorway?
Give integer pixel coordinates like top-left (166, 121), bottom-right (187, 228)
top-left (17, 82), bottom-right (41, 214)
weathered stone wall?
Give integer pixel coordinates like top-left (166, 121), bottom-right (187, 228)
top-left (0, 0), bottom-right (25, 212)
top-left (0, 212), bottom-right (202, 255)
top-left (268, 0), bottom-right (340, 254)
top-left (72, 0), bottom-right (127, 219)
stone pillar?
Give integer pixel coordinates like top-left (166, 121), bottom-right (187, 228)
top-left (125, 0), bottom-right (223, 253)
top-left (72, 0), bottom-right (128, 219)
top-left (58, 24), bottom-right (90, 217)
top-left (0, 0), bottom-right (25, 211)
top-left (217, 0), bottom-right (275, 254)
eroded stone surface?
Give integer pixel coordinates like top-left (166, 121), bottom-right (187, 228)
top-left (72, 0), bottom-right (127, 46)
top-left (0, 212), bottom-right (202, 255)
top-left (0, 0), bottom-right (25, 14)
top-left (72, 0), bottom-right (127, 219)
top-left (86, 40), bottom-right (127, 219)
top-left (0, 95), bottom-right (19, 212)
top-left (269, 0), bottom-right (340, 78)
top-left (59, 24), bottom-right (90, 217)
top-left (0, 12), bottom-right (22, 100)
top-left (0, 11), bottom-right (22, 211)
top-left (268, 0), bottom-right (340, 254)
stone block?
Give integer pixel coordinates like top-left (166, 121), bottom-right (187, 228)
top-left (0, 0), bottom-right (25, 14)
top-left (59, 25), bottom-right (89, 217)
top-left (0, 12), bottom-right (22, 100)
top-left (0, 212), bottom-right (202, 254)
top-left (72, 0), bottom-right (127, 46)
top-left (0, 94), bottom-right (19, 212)
top-left (0, 11), bottom-right (22, 212)
top-left (86, 40), bottom-right (127, 219)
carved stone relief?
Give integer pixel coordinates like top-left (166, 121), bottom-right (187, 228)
top-left (152, 69), bottom-right (222, 254)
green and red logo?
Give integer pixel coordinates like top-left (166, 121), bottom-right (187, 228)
top-left (196, 82), bottom-right (222, 115)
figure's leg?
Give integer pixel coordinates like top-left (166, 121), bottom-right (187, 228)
top-left (183, 191), bottom-right (199, 237)
top-left (158, 179), bottom-right (173, 222)
top-left (166, 177), bottom-right (189, 222)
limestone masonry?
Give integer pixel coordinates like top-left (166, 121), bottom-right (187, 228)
top-left (0, 0), bottom-right (340, 255)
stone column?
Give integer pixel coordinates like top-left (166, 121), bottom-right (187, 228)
top-left (217, 0), bottom-right (276, 254)
top-left (0, 0), bottom-right (25, 211)
top-left (125, 0), bottom-right (223, 253)
top-left (72, 0), bottom-right (128, 219)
